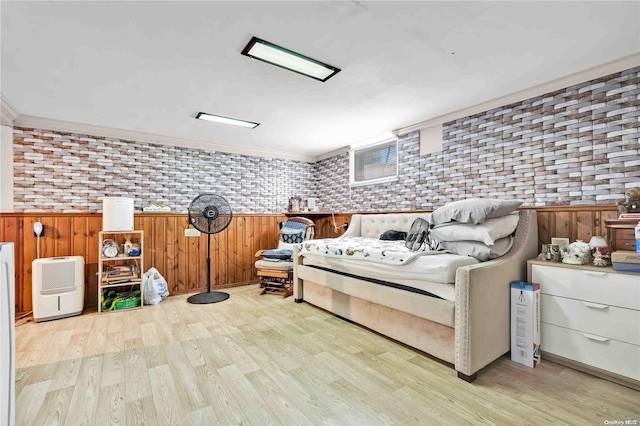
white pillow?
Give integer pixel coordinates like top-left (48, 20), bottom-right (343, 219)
top-left (440, 236), bottom-right (514, 261)
top-left (431, 198), bottom-right (523, 225)
top-left (431, 212), bottom-right (520, 246)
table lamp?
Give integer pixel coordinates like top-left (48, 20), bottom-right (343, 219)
top-left (588, 236), bottom-right (609, 267)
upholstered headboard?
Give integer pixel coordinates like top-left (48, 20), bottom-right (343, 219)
top-left (342, 212), bottom-right (433, 239)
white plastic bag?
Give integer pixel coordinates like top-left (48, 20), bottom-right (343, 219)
top-left (143, 267), bottom-right (169, 305)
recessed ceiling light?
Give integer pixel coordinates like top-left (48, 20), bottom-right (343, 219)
top-left (195, 112), bottom-right (259, 129)
top-left (241, 36), bottom-right (340, 82)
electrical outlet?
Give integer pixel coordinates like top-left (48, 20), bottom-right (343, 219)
top-left (184, 228), bottom-right (201, 237)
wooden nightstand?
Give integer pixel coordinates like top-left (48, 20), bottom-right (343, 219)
top-left (527, 260), bottom-right (640, 390)
top-left (604, 218), bottom-right (639, 251)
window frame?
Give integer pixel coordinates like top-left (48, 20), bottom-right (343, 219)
top-left (349, 138), bottom-right (399, 187)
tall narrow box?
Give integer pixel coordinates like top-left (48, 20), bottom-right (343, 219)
top-left (510, 281), bottom-right (541, 368)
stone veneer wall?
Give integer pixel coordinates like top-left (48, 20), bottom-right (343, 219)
top-left (316, 66), bottom-right (640, 211)
top-left (12, 129), bottom-right (315, 213)
top-left (11, 66), bottom-right (640, 213)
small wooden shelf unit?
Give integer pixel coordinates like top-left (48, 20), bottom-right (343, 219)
top-left (97, 230), bottom-right (144, 312)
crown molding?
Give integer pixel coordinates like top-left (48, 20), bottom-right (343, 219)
top-left (393, 52), bottom-right (640, 136)
top-left (13, 114), bottom-right (316, 163)
top-left (1, 94), bottom-right (20, 126)
top-left (313, 146), bottom-right (349, 162)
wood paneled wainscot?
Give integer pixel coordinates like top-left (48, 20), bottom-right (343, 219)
top-left (0, 212), bottom-right (285, 313)
top-left (1, 204), bottom-right (620, 315)
top-left (528, 205), bottom-right (619, 249)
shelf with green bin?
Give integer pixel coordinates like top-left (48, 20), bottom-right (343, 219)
top-left (98, 230), bottom-right (144, 312)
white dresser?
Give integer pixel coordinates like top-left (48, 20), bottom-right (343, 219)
top-left (527, 260), bottom-right (640, 390)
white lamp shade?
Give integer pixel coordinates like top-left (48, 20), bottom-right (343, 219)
top-left (588, 236), bottom-right (608, 248)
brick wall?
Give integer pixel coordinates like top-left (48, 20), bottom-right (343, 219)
top-left (11, 66), bottom-right (640, 213)
top-left (316, 66), bottom-right (640, 211)
top-left (13, 130), bottom-right (315, 213)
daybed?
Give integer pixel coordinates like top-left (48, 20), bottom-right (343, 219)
top-left (293, 209), bottom-right (538, 381)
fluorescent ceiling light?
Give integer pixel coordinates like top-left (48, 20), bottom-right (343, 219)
top-left (195, 112), bottom-right (259, 129)
top-left (241, 36), bottom-right (340, 82)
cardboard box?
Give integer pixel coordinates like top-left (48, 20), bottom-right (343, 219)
top-left (611, 251), bottom-right (640, 273)
top-left (510, 281), bottom-right (541, 368)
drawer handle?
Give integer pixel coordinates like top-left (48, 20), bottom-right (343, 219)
top-left (582, 301), bottom-right (609, 309)
top-left (581, 332), bottom-right (610, 343)
top-left (582, 271), bottom-right (607, 276)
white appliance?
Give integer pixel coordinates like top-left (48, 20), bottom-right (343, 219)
top-left (1, 242), bottom-right (15, 426)
top-left (32, 256), bottom-right (84, 323)
top-left (102, 197), bottom-right (134, 231)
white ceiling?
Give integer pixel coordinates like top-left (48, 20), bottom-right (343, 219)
top-left (2, 1), bottom-right (639, 161)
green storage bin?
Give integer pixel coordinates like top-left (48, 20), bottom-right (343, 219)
top-left (114, 296), bottom-right (140, 310)
top-left (102, 289), bottom-right (141, 311)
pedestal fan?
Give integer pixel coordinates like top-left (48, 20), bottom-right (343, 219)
top-left (187, 193), bottom-right (233, 304)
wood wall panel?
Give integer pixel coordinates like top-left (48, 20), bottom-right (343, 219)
top-left (598, 210), bottom-right (619, 240)
top-left (3, 213), bottom-right (286, 314)
top-left (1, 205), bottom-right (620, 315)
top-left (522, 205), bottom-right (619, 249)
top-left (314, 214), bottom-right (352, 239)
top-left (86, 216), bottom-right (101, 310)
top-left (0, 216), bottom-right (23, 315)
top-left (554, 211), bottom-right (570, 239)
top-left (575, 211), bottom-right (594, 243)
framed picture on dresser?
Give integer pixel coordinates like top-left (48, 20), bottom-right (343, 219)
top-left (551, 237), bottom-right (570, 252)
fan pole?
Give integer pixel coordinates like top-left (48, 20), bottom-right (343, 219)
top-left (206, 233), bottom-right (211, 293)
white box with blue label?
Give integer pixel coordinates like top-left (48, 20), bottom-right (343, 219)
top-left (611, 250), bottom-right (640, 273)
top-left (510, 281), bottom-right (541, 368)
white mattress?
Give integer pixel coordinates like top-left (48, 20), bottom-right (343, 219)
top-left (301, 252), bottom-right (479, 302)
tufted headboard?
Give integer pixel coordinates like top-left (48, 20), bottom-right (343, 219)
top-left (342, 212), bottom-right (433, 239)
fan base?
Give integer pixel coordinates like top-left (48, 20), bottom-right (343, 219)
top-left (187, 291), bottom-right (230, 304)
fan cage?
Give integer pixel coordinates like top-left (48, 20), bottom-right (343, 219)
top-left (188, 194), bottom-right (233, 234)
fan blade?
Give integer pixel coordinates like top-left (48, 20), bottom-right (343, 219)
top-left (191, 216), bottom-right (210, 234)
top-left (188, 193), bottom-right (233, 234)
top-left (211, 213), bottom-right (230, 229)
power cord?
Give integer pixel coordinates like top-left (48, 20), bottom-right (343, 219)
top-left (213, 234), bottom-right (257, 272)
top-left (14, 311), bottom-right (33, 327)
top-left (34, 222), bottom-right (43, 258)
top-left (331, 212), bottom-right (348, 234)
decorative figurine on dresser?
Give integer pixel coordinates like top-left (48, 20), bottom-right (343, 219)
top-left (561, 240), bottom-right (591, 265)
top-left (587, 236), bottom-right (612, 267)
top-left (616, 186), bottom-right (640, 214)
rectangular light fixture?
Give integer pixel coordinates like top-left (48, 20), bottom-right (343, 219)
top-left (195, 112), bottom-right (259, 129)
top-left (241, 36), bottom-right (340, 82)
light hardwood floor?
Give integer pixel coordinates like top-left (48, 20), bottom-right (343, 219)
top-left (15, 284), bottom-right (640, 425)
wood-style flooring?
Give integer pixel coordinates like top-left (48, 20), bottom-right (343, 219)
top-left (14, 284), bottom-right (640, 425)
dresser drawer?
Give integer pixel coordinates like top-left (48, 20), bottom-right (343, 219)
top-left (541, 294), bottom-right (640, 345)
top-left (615, 228), bottom-right (636, 240)
top-left (542, 323), bottom-right (640, 381)
top-left (615, 239), bottom-right (637, 251)
top-left (531, 264), bottom-right (640, 310)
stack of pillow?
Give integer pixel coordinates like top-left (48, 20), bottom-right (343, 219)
top-left (430, 198), bottom-right (523, 261)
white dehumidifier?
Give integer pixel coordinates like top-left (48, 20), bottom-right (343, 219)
top-left (32, 256), bottom-right (84, 322)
